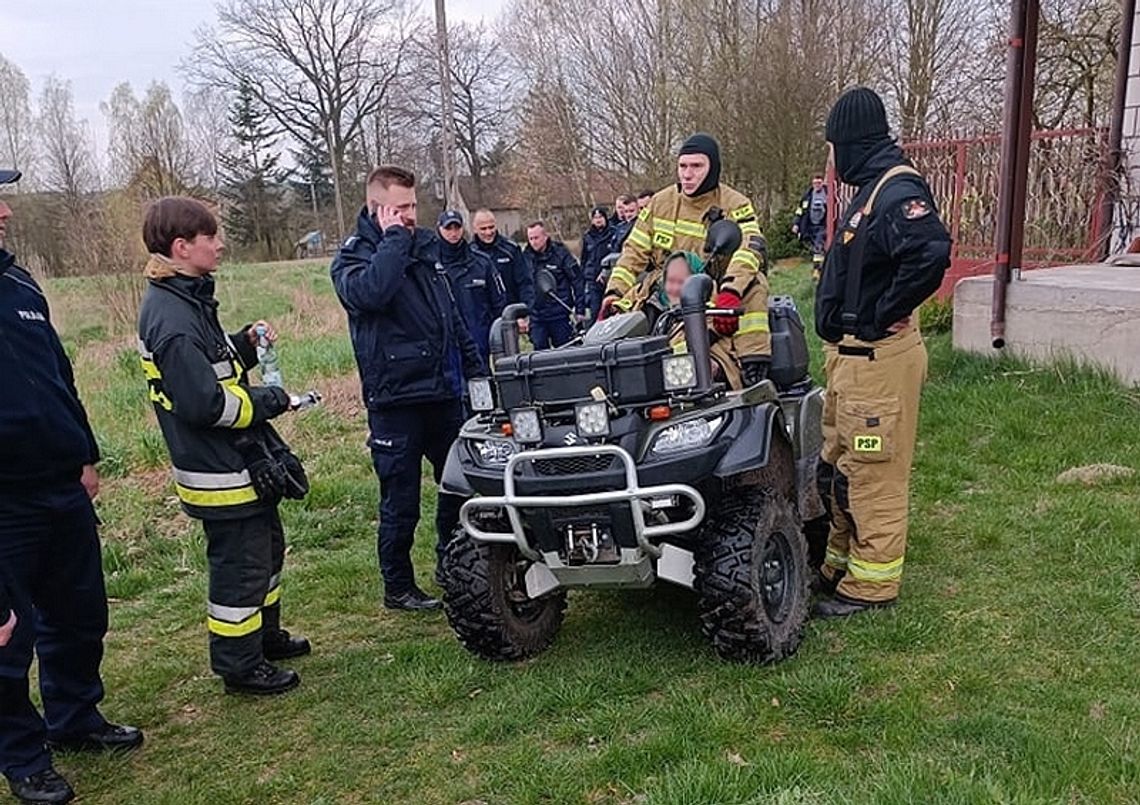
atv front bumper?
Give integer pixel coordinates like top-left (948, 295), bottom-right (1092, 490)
top-left (459, 444), bottom-right (706, 562)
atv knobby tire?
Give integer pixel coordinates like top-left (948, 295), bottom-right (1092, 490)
top-left (694, 490), bottom-right (810, 664)
top-left (443, 528), bottom-right (567, 661)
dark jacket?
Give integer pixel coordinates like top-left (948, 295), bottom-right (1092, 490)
top-left (0, 249), bottom-right (100, 488)
top-left (331, 208), bottom-right (483, 409)
top-left (523, 239), bottom-right (583, 320)
top-left (793, 186), bottom-right (828, 235)
top-left (440, 238), bottom-right (506, 362)
top-left (580, 222), bottom-right (616, 282)
top-left (138, 267), bottom-right (291, 520)
top-left (815, 143), bottom-right (951, 343)
top-left (0, 575), bottom-right (9, 627)
top-left (471, 233), bottom-right (533, 309)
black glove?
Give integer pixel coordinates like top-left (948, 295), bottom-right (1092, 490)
top-left (741, 357), bottom-right (770, 387)
top-left (702, 207), bottom-right (725, 225)
top-left (246, 448), bottom-right (287, 503)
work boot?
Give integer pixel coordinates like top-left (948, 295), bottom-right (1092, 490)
top-left (48, 723), bottom-right (144, 753)
top-left (263, 628), bottom-right (312, 661)
top-left (810, 568), bottom-right (843, 597)
top-left (7, 768), bottom-right (75, 804)
top-left (383, 586), bottom-right (442, 611)
top-left (223, 660), bottom-right (300, 696)
top-left (812, 594), bottom-right (896, 619)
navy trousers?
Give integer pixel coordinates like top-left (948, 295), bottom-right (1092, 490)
top-left (368, 400), bottom-right (465, 594)
top-left (530, 317), bottom-right (574, 350)
top-left (0, 482), bottom-right (108, 780)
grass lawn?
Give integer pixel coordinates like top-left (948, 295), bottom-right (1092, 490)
top-left (34, 259), bottom-right (1140, 804)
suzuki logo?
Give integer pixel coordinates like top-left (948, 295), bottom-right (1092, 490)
top-left (563, 432), bottom-right (579, 446)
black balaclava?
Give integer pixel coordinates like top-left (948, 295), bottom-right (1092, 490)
top-left (678, 133), bottom-right (721, 197)
top-left (825, 87), bottom-right (891, 184)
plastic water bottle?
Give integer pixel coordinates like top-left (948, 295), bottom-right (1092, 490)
top-left (255, 325), bottom-right (284, 387)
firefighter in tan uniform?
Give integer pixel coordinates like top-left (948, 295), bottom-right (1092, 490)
top-left (813, 88), bottom-right (951, 618)
top-left (598, 134), bottom-right (772, 385)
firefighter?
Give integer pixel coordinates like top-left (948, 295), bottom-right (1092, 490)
top-left (793, 173), bottom-right (828, 279)
top-left (137, 197), bottom-right (311, 695)
top-left (599, 133), bottom-right (772, 385)
top-left (579, 206), bottom-right (615, 319)
top-left (813, 87), bottom-right (951, 618)
top-left (2, 170), bottom-right (142, 805)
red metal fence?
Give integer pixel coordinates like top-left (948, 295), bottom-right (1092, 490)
top-left (828, 128), bottom-right (1108, 298)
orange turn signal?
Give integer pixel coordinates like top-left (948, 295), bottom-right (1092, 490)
top-left (648, 405), bottom-right (671, 421)
top-left (501, 422), bottom-right (513, 436)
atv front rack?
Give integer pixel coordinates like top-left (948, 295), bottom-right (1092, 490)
top-left (459, 444), bottom-right (706, 561)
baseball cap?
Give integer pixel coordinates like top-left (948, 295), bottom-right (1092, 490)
top-left (437, 209), bottom-right (463, 227)
top-left (0, 169), bottom-right (22, 186)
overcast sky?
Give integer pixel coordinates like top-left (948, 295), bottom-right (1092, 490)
top-left (0, 0), bottom-right (507, 154)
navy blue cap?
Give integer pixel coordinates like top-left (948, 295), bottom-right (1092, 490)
top-left (438, 209), bottom-right (463, 227)
top-left (0, 169), bottom-right (21, 186)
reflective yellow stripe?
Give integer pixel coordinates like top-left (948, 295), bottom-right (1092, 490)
top-left (674, 219), bottom-right (705, 238)
top-left (627, 227), bottom-right (651, 249)
top-left (637, 207), bottom-right (650, 222)
top-left (652, 217), bottom-right (676, 233)
top-left (671, 338), bottom-right (687, 354)
top-left (175, 483), bottom-right (259, 507)
top-left (140, 357), bottom-right (161, 380)
top-left (264, 586), bottom-right (281, 607)
top-left (226, 382), bottom-right (254, 428)
top-left (610, 266), bottom-right (638, 289)
top-left (847, 555), bottom-right (904, 583)
top-left (207, 611), bottom-right (263, 638)
top-left (738, 312), bottom-right (770, 335)
top-left (739, 221), bottom-right (761, 236)
top-left (825, 547), bottom-right (849, 570)
top-left (731, 249), bottom-right (761, 272)
top-left (614, 296), bottom-right (634, 312)
top-left (140, 358), bottom-right (173, 411)
top-left (730, 203), bottom-right (756, 221)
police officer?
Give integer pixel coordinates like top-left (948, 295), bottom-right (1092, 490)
top-left (470, 208), bottom-right (533, 310)
top-left (813, 87), bottom-right (950, 618)
top-left (522, 221), bottom-right (584, 349)
top-left (331, 166), bottom-right (484, 611)
top-left (599, 134), bottom-right (772, 385)
top-left (438, 210), bottom-right (506, 364)
top-left (1, 169), bottom-right (142, 805)
top-left (579, 206), bottom-right (614, 319)
top-left (138, 197), bottom-right (311, 696)
top-left (793, 173), bottom-right (828, 279)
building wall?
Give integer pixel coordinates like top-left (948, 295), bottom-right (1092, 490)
top-left (1116, 2), bottom-right (1140, 252)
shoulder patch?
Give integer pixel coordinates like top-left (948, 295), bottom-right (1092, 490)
top-left (901, 199), bottom-right (932, 220)
top-left (637, 207), bottom-right (650, 222)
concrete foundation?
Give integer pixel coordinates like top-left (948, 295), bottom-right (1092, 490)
top-left (952, 263), bottom-right (1140, 386)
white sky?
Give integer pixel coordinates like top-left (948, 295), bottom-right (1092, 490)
top-left (0, 0), bottom-right (506, 157)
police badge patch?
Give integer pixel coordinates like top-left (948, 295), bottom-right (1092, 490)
top-left (902, 199), bottom-right (932, 219)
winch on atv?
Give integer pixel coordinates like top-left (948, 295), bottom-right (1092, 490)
top-left (438, 220), bottom-right (827, 664)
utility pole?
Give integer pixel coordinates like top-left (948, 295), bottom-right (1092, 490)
top-left (435, 0), bottom-right (466, 215)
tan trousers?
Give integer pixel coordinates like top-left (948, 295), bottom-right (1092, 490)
top-left (818, 327), bottom-right (927, 602)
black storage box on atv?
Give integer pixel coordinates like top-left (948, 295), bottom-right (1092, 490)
top-left (496, 335), bottom-right (672, 409)
top-left (768, 296), bottom-right (810, 389)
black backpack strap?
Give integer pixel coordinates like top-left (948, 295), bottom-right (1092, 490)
top-left (841, 165), bottom-right (921, 336)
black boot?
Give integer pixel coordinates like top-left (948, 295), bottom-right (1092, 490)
top-left (813, 593), bottom-right (896, 619)
top-left (263, 628), bottom-right (312, 661)
top-left (48, 723), bottom-right (144, 753)
top-left (7, 768), bottom-right (75, 804)
top-left (383, 585), bottom-right (442, 611)
top-left (223, 660), bottom-right (300, 695)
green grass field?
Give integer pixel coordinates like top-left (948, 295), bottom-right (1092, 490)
top-left (34, 260), bottom-right (1140, 804)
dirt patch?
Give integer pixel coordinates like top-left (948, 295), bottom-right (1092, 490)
top-left (1055, 464), bottom-right (1135, 486)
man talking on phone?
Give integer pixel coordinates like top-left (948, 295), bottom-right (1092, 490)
top-left (330, 166), bottom-right (483, 612)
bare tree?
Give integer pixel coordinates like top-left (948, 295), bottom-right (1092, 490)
top-left (103, 82), bottom-right (194, 198)
top-left (191, 0), bottom-right (415, 237)
top-left (184, 85), bottom-right (235, 194)
top-left (0, 54), bottom-right (35, 188)
top-left (1033, 0), bottom-right (1120, 129)
top-left (37, 76), bottom-right (95, 212)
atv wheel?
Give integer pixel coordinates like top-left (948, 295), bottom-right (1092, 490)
top-left (442, 528), bottom-right (567, 661)
top-left (694, 490), bottom-right (810, 664)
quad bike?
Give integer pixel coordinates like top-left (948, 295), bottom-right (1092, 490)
top-left (439, 221), bottom-right (828, 664)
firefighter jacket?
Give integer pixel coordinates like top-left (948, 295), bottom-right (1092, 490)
top-left (815, 143), bottom-right (951, 344)
top-left (1, 248), bottom-right (100, 487)
top-left (137, 265), bottom-right (290, 521)
top-left (606, 183), bottom-right (771, 359)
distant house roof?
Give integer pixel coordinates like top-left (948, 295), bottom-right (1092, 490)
top-left (458, 172), bottom-right (630, 212)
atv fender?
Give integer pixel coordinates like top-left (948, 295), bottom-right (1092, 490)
top-left (440, 442), bottom-right (475, 497)
top-left (712, 402), bottom-right (790, 479)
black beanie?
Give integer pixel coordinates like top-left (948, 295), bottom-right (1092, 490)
top-left (678, 133), bottom-right (721, 196)
top-left (825, 87), bottom-right (889, 145)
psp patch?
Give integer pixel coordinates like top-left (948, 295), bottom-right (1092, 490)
top-left (901, 199), bottom-right (932, 220)
top-left (854, 435), bottom-right (883, 453)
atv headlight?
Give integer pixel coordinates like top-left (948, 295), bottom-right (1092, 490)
top-left (649, 415), bottom-right (724, 455)
top-left (575, 401), bottom-right (610, 438)
top-left (509, 407), bottom-right (543, 444)
top-left (468, 378), bottom-right (494, 412)
top-left (662, 354), bottom-right (697, 391)
top-left (475, 438), bottom-right (516, 467)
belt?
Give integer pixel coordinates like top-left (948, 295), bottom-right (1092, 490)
top-left (835, 327), bottom-right (923, 361)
